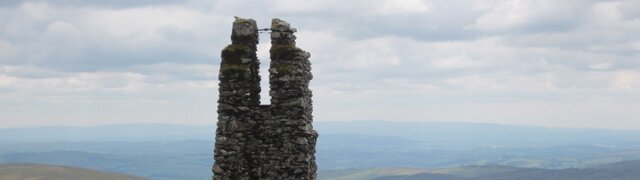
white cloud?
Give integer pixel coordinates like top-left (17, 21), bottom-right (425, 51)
top-left (0, 65), bottom-right (218, 126)
top-left (0, 41), bottom-right (16, 60)
top-left (1, 2), bottom-right (230, 70)
top-left (0, 75), bottom-right (17, 87)
top-left (612, 71), bottom-right (640, 90)
top-left (350, 38), bottom-right (403, 67)
top-left (270, 0), bottom-right (428, 16)
top-left (619, 0), bottom-right (640, 19)
top-left (77, 7), bottom-right (221, 42)
top-left (1, 0), bottom-right (639, 129)
top-left (17, 1), bottom-right (53, 21)
top-left (432, 55), bottom-right (484, 69)
top-left (4, 71), bottom-right (145, 93)
top-left (472, 0), bottom-right (588, 32)
top-left (589, 62), bottom-right (613, 70)
top-left (373, 0), bottom-right (430, 15)
top-left (45, 21), bottom-right (78, 34)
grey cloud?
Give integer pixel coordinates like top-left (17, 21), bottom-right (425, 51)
top-left (619, 0), bottom-right (640, 19)
top-left (4, 38), bottom-right (219, 72)
top-left (335, 15), bottom-right (479, 41)
top-left (342, 1), bottom-right (481, 41)
top-left (268, 1), bottom-right (481, 42)
top-left (1, 0), bottom-right (640, 128)
top-left (0, 0), bottom-right (188, 8)
top-left (0, 65), bottom-right (69, 79)
top-left (470, 0), bottom-right (597, 34)
top-left (0, 2), bottom-right (229, 72)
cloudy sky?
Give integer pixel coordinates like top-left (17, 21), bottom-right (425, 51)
top-left (1, 0), bottom-right (639, 129)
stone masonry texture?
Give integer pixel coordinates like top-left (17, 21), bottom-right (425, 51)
top-left (213, 17), bottom-right (318, 180)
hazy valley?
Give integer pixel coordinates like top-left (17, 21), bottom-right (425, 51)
top-left (2, 121), bottom-right (640, 179)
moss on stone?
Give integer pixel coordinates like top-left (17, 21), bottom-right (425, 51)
top-left (231, 34), bottom-right (258, 45)
top-left (220, 63), bottom-right (249, 81)
top-left (220, 44), bottom-right (253, 79)
top-left (273, 64), bottom-right (294, 74)
top-left (221, 64), bottom-right (250, 72)
top-left (270, 45), bottom-right (298, 59)
top-left (222, 44), bottom-right (252, 64)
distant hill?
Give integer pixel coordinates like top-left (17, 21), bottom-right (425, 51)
top-left (0, 149), bottom-right (212, 180)
top-left (319, 168), bottom-right (444, 180)
top-left (4, 121), bottom-right (640, 146)
top-left (0, 124), bottom-right (214, 143)
top-left (2, 121), bottom-right (640, 179)
top-left (374, 173), bottom-right (460, 180)
top-left (321, 160), bottom-right (640, 180)
top-left (0, 163), bottom-right (146, 180)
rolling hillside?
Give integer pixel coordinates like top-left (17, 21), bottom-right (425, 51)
top-left (2, 122), bottom-right (640, 179)
top-left (321, 160), bottom-right (640, 180)
top-left (0, 163), bottom-right (146, 180)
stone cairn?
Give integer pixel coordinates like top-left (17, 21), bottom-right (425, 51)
top-left (213, 17), bottom-right (318, 180)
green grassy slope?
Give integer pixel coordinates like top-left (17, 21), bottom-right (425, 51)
top-left (0, 163), bottom-right (146, 180)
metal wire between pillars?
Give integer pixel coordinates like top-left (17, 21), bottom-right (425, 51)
top-left (257, 28), bottom-right (295, 33)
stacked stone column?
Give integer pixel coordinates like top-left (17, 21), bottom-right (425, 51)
top-left (213, 17), bottom-right (261, 180)
top-left (213, 17), bottom-right (317, 180)
top-left (265, 18), bottom-right (318, 179)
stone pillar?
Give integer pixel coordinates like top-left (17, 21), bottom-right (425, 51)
top-left (213, 17), bottom-right (317, 180)
top-left (267, 18), bottom-right (318, 179)
top-left (213, 17), bottom-right (261, 180)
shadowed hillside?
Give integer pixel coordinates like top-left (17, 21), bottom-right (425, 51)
top-left (0, 163), bottom-right (146, 180)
